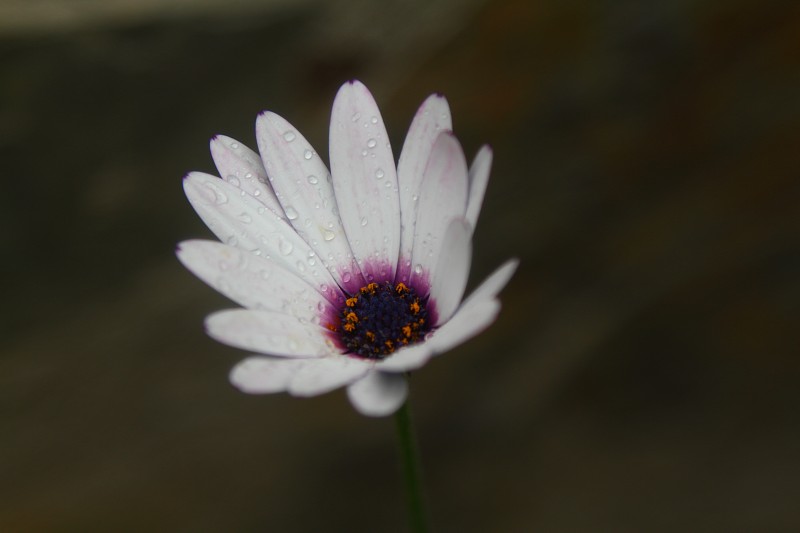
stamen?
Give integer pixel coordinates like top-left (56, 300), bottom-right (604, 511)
top-left (330, 281), bottom-right (431, 360)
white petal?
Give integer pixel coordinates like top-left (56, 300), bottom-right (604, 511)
top-left (205, 309), bottom-right (336, 358)
top-left (176, 240), bottom-right (335, 321)
top-left (374, 343), bottom-right (433, 373)
top-left (210, 135), bottom-right (284, 217)
top-left (229, 356), bottom-right (306, 394)
top-left (465, 145), bottom-right (493, 233)
top-left (429, 218), bottom-right (472, 325)
top-left (396, 94), bottom-right (452, 283)
top-left (346, 372), bottom-right (408, 417)
top-left (427, 298), bottom-right (501, 355)
top-left (462, 258), bottom-right (519, 309)
top-left (183, 172), bottom-right (343, 304)
top-left (329, 80), bottom-right (400, 282)
top-left (409, 132), bottom-right (469, 291)
top-left (255, 112), bottom-right (364, 292)
top-left (288, 356), bottom-right (372, 396)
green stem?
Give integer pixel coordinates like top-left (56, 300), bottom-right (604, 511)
top-left (394, 399), bottom-right (430, 533)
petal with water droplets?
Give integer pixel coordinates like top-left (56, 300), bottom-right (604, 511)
top-left (329, 81), bottom-right (400, 283)
top-left (206, 309), bottom-right (337, 358)
top-left (256, 112), bottom-right (363, 292)
top-left (396, 94), bottom-right (452, 283)
top-left (210, 135), bottom-right (284, 216)
top-left (409, 132), bottom-right (469, 291)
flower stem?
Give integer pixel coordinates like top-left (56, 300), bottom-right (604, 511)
top-left (394, 399), bottom-right (430, 533)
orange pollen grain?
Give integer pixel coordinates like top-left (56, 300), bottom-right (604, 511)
top-left (345, 312), bottom-right (359, 323)
top-left (344, 323), bottom-right (356, 332)
top-left (409, 300), bottom-right (420, 314)
top-left (346, 297), bottom-right (358, 307)
top-left (395, 282), bottom-right (409, 294)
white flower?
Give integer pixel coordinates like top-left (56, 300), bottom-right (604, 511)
top-left (178, 80), bottom-right (517, 417)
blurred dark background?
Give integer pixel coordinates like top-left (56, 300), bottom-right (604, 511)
top-left (2, 0), bottom-right (799, 531)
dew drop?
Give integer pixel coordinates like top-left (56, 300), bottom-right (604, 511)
top-left (278, 238), bottom-right (294, 256)
top-left (414, 264), bottom-right (423, 275)
top-left (253, 189), bottom-right (262, 197)
top-left (342, 271), bottom-right (352, 283)
top-left (230, 141), bottom-right (239, 149)
top-left (361, 149), bottom-right (368, 157)
top-left (375, 168), bottom-right (385, 179)
top-left (360, 216), bottom-right (368, 227)
top-left (307, 175), bottom-right (319, 184)
top-left (351, 112), bottom-right (361, 122)
top-left (203, 182), bottom-right (228, 205)
top-left (367, 138), bottom-right (377, 148)
top-left (323, 229), bottom-right (335, 241)
top-left (296, 260), bottom-right (306, 272)
top-left (227, 175), bottom-right (240, 187)
top-left (370, 116), bottom-right (378, 124)
top-left (283, 131), bottom-right (296, 142)
top-left (237, 212), bottom-right (252, 223)
top-left (285, 206), bottom-right (299, 220)
top-left (303, 149), bottom-right (313, 160)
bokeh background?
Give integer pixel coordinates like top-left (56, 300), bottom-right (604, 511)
top-left (2, 0), bottom-right (799, 531)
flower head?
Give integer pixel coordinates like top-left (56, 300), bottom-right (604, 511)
top-left (178, 80), bottom-right (517, 416)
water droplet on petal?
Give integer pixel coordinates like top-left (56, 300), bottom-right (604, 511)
top-left (370, 116), bottom-right (378, 124)
top-left (307, 175), bottom-right (319, 184)
top-left (323, 230), bottom-right (335, 241)
top-left (285, 206), bottom-right (299, 220)
top-left (351, 112), bottom-right (361, 122)
top-left (303, 149), bottom-right (313, 160)
top-left (367, 138), bottom-right (377, 148)
top-left (414, 264), bottom-right (423, 275)
top-left (283, 131), bottom-right (296, 142)
top-left (375, 168), bottom-right (385, 179)
top-left (238, 212), bottom-right (252, 223)
top-left (296, 260), bottom-right (306, 272)
top-left (202, 182), bottom-right (228, 205)
top-left (342, 271), bottom-right (352, 283)
top-left (278, 238), bottom-right (294, 256)
top-left (227, 175), bottom-right (240, 187)
top-left (360, 216), bottom-right (368, 226)
top-left (230, 141), bottom-right (239, 149)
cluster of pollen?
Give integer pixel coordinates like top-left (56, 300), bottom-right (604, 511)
top-left (328, 282), bottom-right (430, 360)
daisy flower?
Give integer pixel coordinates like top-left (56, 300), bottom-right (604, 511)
top-left (178, 80), bottom-right (517, 417)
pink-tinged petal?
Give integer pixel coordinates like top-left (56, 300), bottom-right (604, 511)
top-left (346, 372), bottom-right (408, 417)
top-left (205, 309), bottom-right (337, 358)
top-left (374, 343), bottom-right (433, 373)
top-left (183, 172), bottom-right (342, 304)
top-left (288, 356), bottom-right (372, 396)
top-left (176, 240), bottom-right (336, 321)
top-left (210, 135), bottom-right (284, 217)
top-left (229, 356), bottom-right (306, 394)
top-left (396, 94), bottom-right (452, 282)
top-left (428, 298), bottom-right (501, 355)
top-left (409, 132), bottom-right (469, 291)
top-left (329, 80), bottom-right (400, 283)
top-left (461, 258), bottom-right (519, 309)
top-left (465, 145), bottom-right (493, 233)
top-left (256, 112), bottom-right (363, 292)
top-left (429, 218), bottom-right (472, 326)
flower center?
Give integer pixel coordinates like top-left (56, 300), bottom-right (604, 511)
top-left (332, 282), bottom-right (431, 360)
